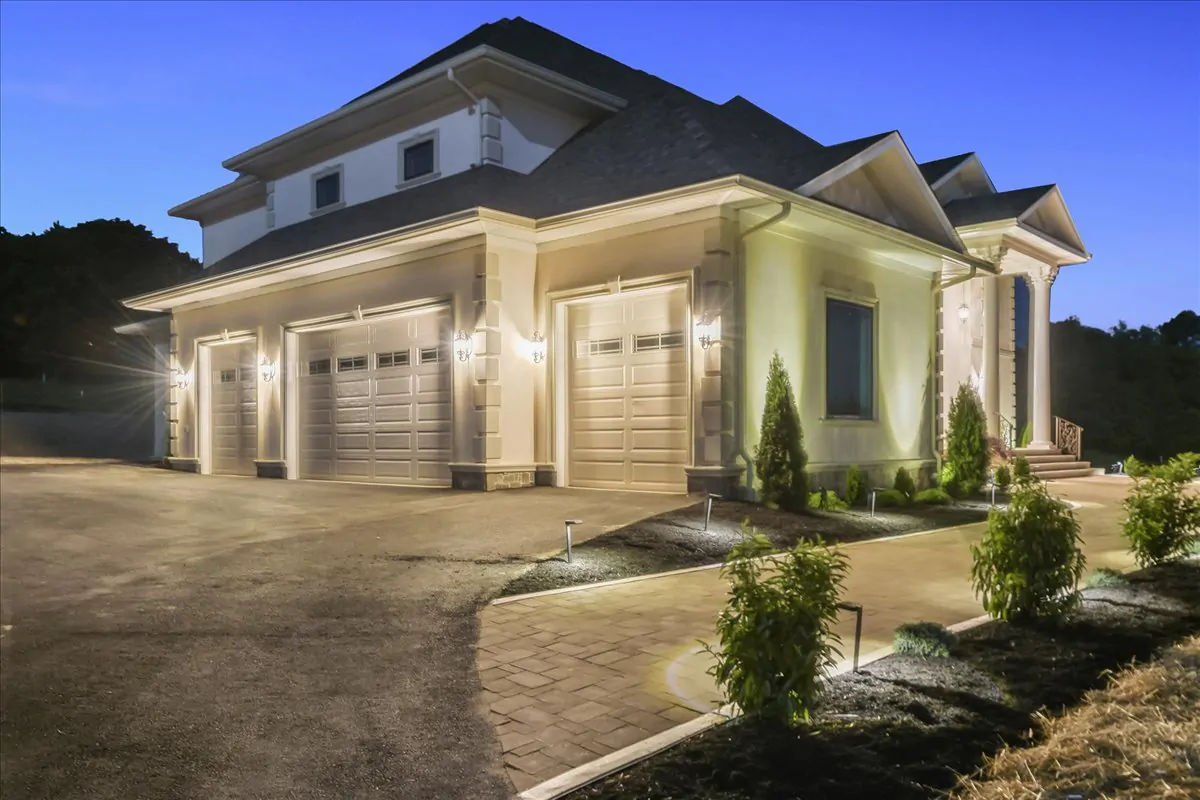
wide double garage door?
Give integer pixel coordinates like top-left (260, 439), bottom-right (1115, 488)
top-left (567, 286), bottom-right (689, 493)
top-left (297, 307), bottom-right (451, 485)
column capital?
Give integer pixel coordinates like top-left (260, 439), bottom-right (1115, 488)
top-left (975, 244), bottom-right (1008, 265)
top-left (1025, 263), bottom-right (1058, 287)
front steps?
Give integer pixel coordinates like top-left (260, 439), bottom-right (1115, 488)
top-left (1013, 447), bottom-right (1095, 480)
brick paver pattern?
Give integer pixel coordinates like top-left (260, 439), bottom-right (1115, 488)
top-left (479, 477), bottom-right (1144, 791)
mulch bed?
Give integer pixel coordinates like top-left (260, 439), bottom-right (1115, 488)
top-left (499, 498), bottom-right (994, 598)
top-left (566, 560), bottom-right (1200, 800)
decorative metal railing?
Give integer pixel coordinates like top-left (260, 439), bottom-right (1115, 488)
top-left (1055, 416), bottom-right (1083, 460)
top-left (999, 415), bottom-right (1016, 452)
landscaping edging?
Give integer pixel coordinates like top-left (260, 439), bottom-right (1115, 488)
top-left (521, 559), bottom-right (1200, 800)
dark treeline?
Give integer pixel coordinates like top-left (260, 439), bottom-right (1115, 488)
top-left (1048, 311), bottom-right (1200, 464)
top-left (0, 220), bottom-right (200, 381)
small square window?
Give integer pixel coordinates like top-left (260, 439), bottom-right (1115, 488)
top-left (307, 359), bottom-right (331, 376)
top-left (403, 139), bottom-right (435, 182)
top-left (337, 355), bottom-right (368, 372)
top-left (376, 350), bottom-right (411, 369)
top-left (313, 171), bottom-right (341, 210)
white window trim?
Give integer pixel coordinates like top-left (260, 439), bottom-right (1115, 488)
top-left (397, 130), bottom-right (441, 189)
top-left (821, 290), bottom-right (880, 424)
top-left (310, 163), bottom-right (345, 216)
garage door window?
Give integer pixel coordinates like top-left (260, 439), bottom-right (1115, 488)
top-left (419, 346), bottom-right (446, 364)
top-left (337, 355), bottom-right (368, 372)
top-left (376, 350), bottom-right (411, 368)
top-left (633, 331), bottom-right (685, 352)
top-left (307, 359), bottom-right (331, 376)
top-left (575, 337), bottom-right (623, 358)
top-left (219, 368), bottom-right (238, 383)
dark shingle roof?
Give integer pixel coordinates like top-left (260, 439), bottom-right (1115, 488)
top-left (942, 185), bottom-right (1055, 227)
top-left (918, 153), bottom-right (973, 186)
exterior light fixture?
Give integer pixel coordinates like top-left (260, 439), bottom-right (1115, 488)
top-left (696, 314), bottom-right (719, 350)
top-left (175, 370), bottom-right (192, 390)
top-left (957, 303), bottom-right (970, 322)
top-left (259, 358), bottom-right (277, 383)
top-left (530, 331), bottom-right (546, 364)
top-left (453, 329), bottom-right (473, 362)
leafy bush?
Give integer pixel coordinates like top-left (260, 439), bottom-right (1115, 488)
top-left (946, 383), bottom-right (990, 491)
top-left (706, 531), bottom-right (849, 727)
top-left (893, 466), bottom-right (916, 500)
top-left (808, 489), bottom-right (848, 512)
top-left (1019, 421), bottom-right (1033, 448)
top-left (994, 464), bottom-right (1012, 491)
top-left (969, 478), bottom-right (1086, 622)
top-left (1013, 457), bottom-right (1032, 481)
top-left (893, 621), bottom-right (957, 658)
top-left (1121, 453), bottom-right (1200, 567)
top-left (1123, 455), bottom-right (1150, 477)
top-left (914, 487), bottom-right (953, 505)
top-left (755, 353), bottom-right (808, 512)
top-left (845, 465), bottom-right (866, 506)
top-left (873, 488), bottom-right (909, 508)
top-left (1085, 567), bottom-right (1129, 589)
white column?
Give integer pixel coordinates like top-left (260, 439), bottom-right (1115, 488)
top-left (1027, 265), bottom-right (1057, 449)
top-left (982, 277), bottom-right (1000, 437)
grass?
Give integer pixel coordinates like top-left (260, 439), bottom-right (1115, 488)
top-left (956, 634), bottom-right (1200, 799)
top-left (1086, 567), bottom-right (1130, 589)
top-left (893, 621), bottom-right (957, 658)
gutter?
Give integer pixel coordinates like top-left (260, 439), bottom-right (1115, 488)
top-left (733, 201), bottom-right (792, 500)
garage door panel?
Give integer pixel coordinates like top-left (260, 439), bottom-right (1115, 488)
top-left (572, 460), bottom-right (626, 483)
top-left (298, 306), bottom-right (451, 485)
top-left (631, 362), bottom-right (685, 385)
top-left (573, 398), bottom-right (625, 419)
top-left (573, 430), bottom-right (624, 450)
top-left (209, 340), bottom-right (257, 476)
top-left (631, 429), bottom-right (688, 451)
top-left (416, 431), bottom-right (451, 451)
top-left (573, 365), bottom-right (626, 390)
top-left (631, 394), bottom-right (688, 416)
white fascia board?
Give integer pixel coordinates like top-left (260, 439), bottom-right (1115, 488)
top-left (1017, 185), bottom-right (1088, 256)
top-left (958, 219), bottom-right (1089, 266)
top-left (929, 153), bottom-right (997, 194)
top-left (169, 175), bottom-right (264, 221)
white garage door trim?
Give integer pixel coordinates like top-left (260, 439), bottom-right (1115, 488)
top-left (286, 303), bottom-right (453, 486)
top-left (196, 334), bottom-right (259, 477)
top-left (553, 281), bottom-right (692, 493)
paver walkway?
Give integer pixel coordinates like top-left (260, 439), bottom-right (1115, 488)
top-left (478, 477), bottom-right (1142, 792)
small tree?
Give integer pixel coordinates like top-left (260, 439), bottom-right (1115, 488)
top-left (755, 352), bottom-right (808, 511)
top-left (706, 530), bottom-right (848, 727)
top-left (893, 466), bottom-right (916, 500)
top-left (845, 465), bottom-right (866, 506)
top-left (1013, 456), bottom-right (1033, 482)
top-left (945, 382), bottom-right (989, 495)
top-left (994, 464), bottom-right (1012, 491)
top-left (1122, 453), bottom-right (1200, 567)
top-left (970, 478), bottom-right (1086, 622)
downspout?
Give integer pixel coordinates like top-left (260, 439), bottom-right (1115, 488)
top-left (733, 201), bottom-right (792, 499)
top-left (929, 263), bottom-right (977, 472)
top-left (446, 68), bottom-right (484, 167)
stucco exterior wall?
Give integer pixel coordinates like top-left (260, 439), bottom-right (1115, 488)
top-left (498, 94), bottom-right (587, 174)
top-left (202, 207), bottom-right (269, 267)
top-left (171, 245), bottom-right (483, 469)
top-left (743, 229), bottom-right (936, 489)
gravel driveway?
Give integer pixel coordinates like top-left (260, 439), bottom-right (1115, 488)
top-left (0, 462), bottom-right (685, 800)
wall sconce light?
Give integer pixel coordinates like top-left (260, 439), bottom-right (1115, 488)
top-left (259, 358), bottom-right (277, 383)
top-left (453, 329), bottom-right (473, 362)
top-left (174, 370), bottom-right (192, 390)
top-left (957, 303), bottom-right (970, 322)
top-left (696, 314), bottom-right (719, 350)
top-left (530, 331), bottom-right (546, 364)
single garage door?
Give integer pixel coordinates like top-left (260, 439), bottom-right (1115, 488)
top-left (568, 286), bottom-right (689, 492)
top-left (210, 340), bottom-right (258, 476)
top-left (298, 307), bottom-right (451, 485)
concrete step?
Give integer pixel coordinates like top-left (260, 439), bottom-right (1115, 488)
top-left (1012, 447), bottom-right (1061, 457)
top-left (1033, 466), bottom-right (1095, 481)
top-left (1029, 460), bottom-right (1092, 474)
top-left (1023, 453), bottom-right (1077, 464)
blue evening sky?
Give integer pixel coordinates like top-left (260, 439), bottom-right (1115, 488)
top-left (1, 1), bottom-right (1196, 328)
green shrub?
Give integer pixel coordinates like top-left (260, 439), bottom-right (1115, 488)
top-left (1121, 453), bottom-right (1200, 567)
top-left (845, 465), bottom-right (866, 506)
top-left (873, 488), bottom-right (909, 508)
top-left (1013, 457), bottom-right (1032, 481)
top-left (706, 531), bottom-right (849, 727)
top-left (893, 621), bottom-right (957, 658)
top-left (755, 353), bottom-right (808, 512)
top-left (914, 487), bottom-right (953, 505)
top-left (808, 489), bottom-right (848, 512)
top-left (994, 464), bottom-right (1012, 491)
top-left (969, 478), bottom-right (1086, 622)
top-left (1019, 421), bottom-right (1033, 448)
top-left (1085, 567), bottom-right (1129, 589)
top-left (893, 466), bottom-right (916, 500)
top-left (1123, 455), bottom-right (1150, 477)
top-left (946, 383), bottom-right (990, 491)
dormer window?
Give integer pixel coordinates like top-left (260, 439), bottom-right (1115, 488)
top-left (311, 164), bottom-right (344, 214)
top-left (399, 132), bottom-right (439, 187)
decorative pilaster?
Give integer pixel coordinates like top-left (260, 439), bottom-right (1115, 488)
top-left (478, 98), bottom-right (503, 166)
top-left (1025, 263), bottom-right (1058, 449)
top-left (473, 249), bottom-right (503, 463)
top-left (982, 276), bottom-right (1000, 437)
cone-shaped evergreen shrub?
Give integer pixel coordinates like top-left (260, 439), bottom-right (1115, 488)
top-left (946, 383), bottom-right (989, 494)
top-left (755, 352), bottom-right (808, 511)
top-left (845, 465), bottom-right (866, 506)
